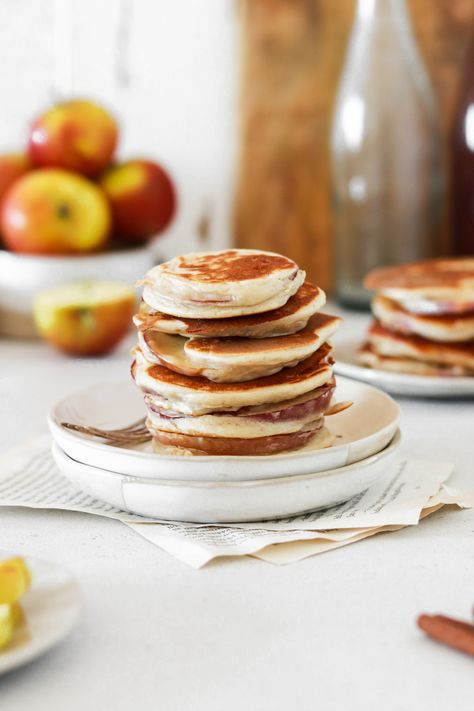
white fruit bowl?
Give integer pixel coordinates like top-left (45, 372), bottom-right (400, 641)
top-left (0, 243), bottom-right (157, 338)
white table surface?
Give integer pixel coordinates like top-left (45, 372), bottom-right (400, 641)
top-left (0, 310), bottom-right (473, 710)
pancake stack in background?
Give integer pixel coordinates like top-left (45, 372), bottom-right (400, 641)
top-left (131, 249), bottom-right (341, 455)
top-left (360, 258), bottom-right (474, 377)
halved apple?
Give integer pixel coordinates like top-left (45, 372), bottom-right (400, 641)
top-left (33, 281), bottom-right (136, 356)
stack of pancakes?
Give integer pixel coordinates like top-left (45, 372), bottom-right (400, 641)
top-left (131, 249), bottom-right (341, 455)
top-left (360, 258), bottom-right (474, 376)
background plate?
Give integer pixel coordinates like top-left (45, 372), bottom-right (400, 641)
top-left (49, 377), bottom-right (400, 481)
top-left (334, 337), bottom-right (474, 399)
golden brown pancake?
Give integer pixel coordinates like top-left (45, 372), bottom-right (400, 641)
top-left (359, 342), bottom-right (473, 377)
top-left (131, 343), bottom-right (334, 415)
top-left (372, 295), bottom-right (474, 343)
top-left (135, 342), bottom-right (332, 393)
top-left (141, 249), bottom-right (305, 318)
top-left (156, 250), bottom-right (298, 283)
top-left (364, 258), bottom-right (474, 313)
top-left (365, 257), bottom-right (474, 291)
top-left (133, 281), bottom-right (325, 338)
top-left (138, 312), bottom-right (341, 382)
top-left (366, 321), bottom-right (474, 372)
top-left (145, 378), bottom-right (336, 438)
top-left (148, 418), bottom-right (325, 456)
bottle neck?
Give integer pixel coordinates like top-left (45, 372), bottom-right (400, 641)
top-left (352, 0), bottom-right (434, 113)
top-left (355, 0), bottom-right (410, 30)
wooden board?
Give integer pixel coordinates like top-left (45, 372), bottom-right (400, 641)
top-left (234, 0), bottom-right (474, 291)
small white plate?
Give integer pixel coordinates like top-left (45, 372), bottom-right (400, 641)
top-left (52, 431), bottom-right (400, 523)
top-left (334, 337), bottom-right (474, 399)
top-left (48, 378), bottom-right (400, 482)
top-left (0, 556), bottom-right (81, 675)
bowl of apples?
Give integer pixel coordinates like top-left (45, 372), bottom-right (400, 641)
top-left (0, 99), bottom-right (176, 344)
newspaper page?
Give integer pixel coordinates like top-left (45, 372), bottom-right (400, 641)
top-left (127, 503), bottom-right (456, 568)
top-left (252, 505), bottom-right (447, 565)
top-left (0, 435), bottom-right (155, 523)
top-left (0, 434), bottom-right (470, 568)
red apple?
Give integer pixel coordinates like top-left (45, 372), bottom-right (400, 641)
top-left (28, 99), bottom-right (118, 177)
top-left (99, 159), bottom-right (176, 242)
top-left (1, 169), bottom-right (111, 255)
top-left (0, 153), bottom-right (31, 208)
top-left (33, 281), bottom-right (135, 356)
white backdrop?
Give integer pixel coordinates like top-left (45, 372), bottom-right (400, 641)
top-left (0, 0), bottom-right (239, 258)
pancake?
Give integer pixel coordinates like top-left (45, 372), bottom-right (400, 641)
top-left (372, 295), bottom-right (474, 343)
top-left (365, 321), bottom-right (474, 372)
top-left (132, 343), bottom-right (334, 415)
top-left (148, 418), bottom-right (325, 456)
top-left (137, 312), bottom-right (341, 382)
top-left (133, 281), bottom-right (326, 338)
top-left (145, 378), bottom-right (335, 437)
top-left (359, 343), bottom-right (472, 377)
top-left (141, 249), bottom-right (305, 318)
top-left (364, 258), bottom-right (474, 313)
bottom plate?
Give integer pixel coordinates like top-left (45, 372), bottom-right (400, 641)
top-left (52, 431), bottom-right (401, 523)
top-left (0, 555), bottom-right (81, 675)
top-left (334, 337), bottom-right (474, 398)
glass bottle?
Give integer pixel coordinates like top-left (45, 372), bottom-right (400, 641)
top-left (452, 35), bottom-right (474, 256)
top-left (330, 0), bottom-right (444, 308)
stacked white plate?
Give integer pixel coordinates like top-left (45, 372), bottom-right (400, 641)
top-left (49, 376), bottom-right (401, 523)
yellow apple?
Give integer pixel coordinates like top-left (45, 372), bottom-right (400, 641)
top-left (29, 99), bottom-right (118, 177)
top-left (1, 169), bottom-right (111, 255)
top-left (33, 281), bottom-right (136, 356)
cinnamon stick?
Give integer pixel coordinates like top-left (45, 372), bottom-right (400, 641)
top-left (417, 614), bottom-right (474, 658)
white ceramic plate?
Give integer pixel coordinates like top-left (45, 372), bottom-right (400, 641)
top-left (48, 377), bottom-right (400, 482)
top-left (52, 431), bottom-right (400, 523)
top-left (334, 337), bottom-right (474, 399)
top-left (0, 556), bottom-right (82, 675)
